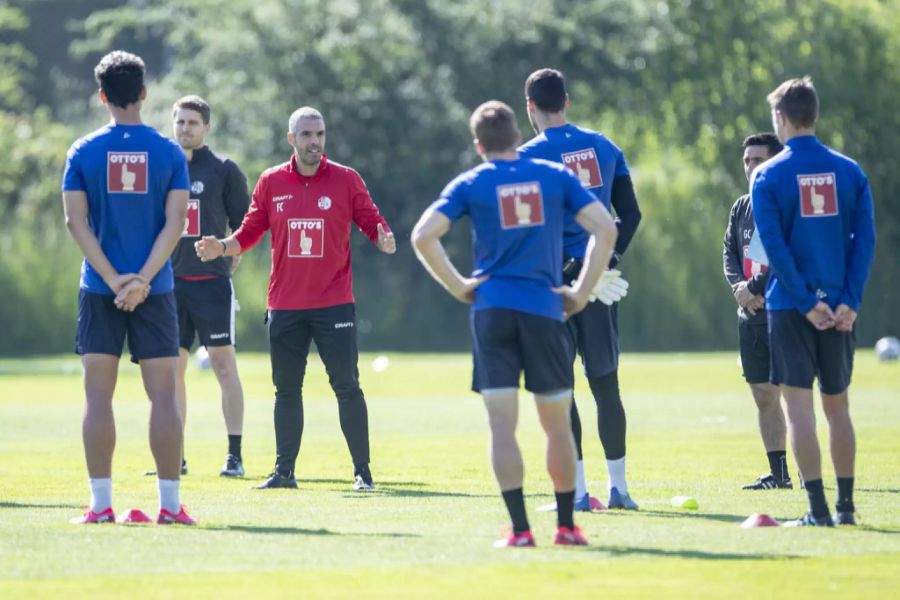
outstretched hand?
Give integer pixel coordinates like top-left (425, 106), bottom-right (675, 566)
top-left (377, 223), bottom-right (396, 254)
top-left (195, 235), bottom-right (225, 262)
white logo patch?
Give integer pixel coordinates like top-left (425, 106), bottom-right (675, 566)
top-left (273, 194), bottom-right (293, 202)
top-left (318, 196), bottom-right (332, 210)
top-left (334, 322), bottom-right (354, 329)
top-left (191, 180), bottom-right (205, 194)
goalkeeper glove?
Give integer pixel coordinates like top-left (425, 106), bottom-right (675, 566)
top-left (589, 269), bottom-right (629, 305)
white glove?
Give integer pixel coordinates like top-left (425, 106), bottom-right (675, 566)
top-left (589, 269), bottom-right (629, 305)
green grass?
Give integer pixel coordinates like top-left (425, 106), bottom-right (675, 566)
top-left (1, 351), bottom-right (898, 599)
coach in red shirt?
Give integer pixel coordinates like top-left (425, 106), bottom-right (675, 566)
top-left (196, 107), bottom-right (396, 490)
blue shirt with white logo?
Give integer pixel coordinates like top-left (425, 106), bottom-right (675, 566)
top-left (518, 124), bottom-right (629, 259)
top-left (751, 135), bottom-right (876, 313)
top-left (434, 157), bottom-right (598, 321)
top-left (62, 123), bottom-right (190, 295)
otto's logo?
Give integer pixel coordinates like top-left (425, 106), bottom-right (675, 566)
top-left (561, 148), bottom-right (602, 188)
top-left (107, 152), bottom-right (148, 193)
top-left (318, 196), bottom-right (332, 210)
top-left (182, 199), bottom-right (200, 237)
top-left (191, 180), bottom-right (204, 194)
top-left (742, 244), bottom-right (767, 279)
top-left (288, 219), bottom-right (324, 257)
top-left (497, 181), bottom-right (544, 229)
top-left (798, 173), bottom-right (838, 217)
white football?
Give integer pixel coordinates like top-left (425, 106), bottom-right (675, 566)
top-left (874, 336), bottom-right (900, 361)
top-left (194, 346), bottom-right (211, 369)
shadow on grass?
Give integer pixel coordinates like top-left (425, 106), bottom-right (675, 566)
top-left (630, 509), bottom-right (745, 524)
top-left (341, 485), bottom-right (495, 499)
top-left (207, 524), bottom-right (420, 538)
top-left (297, 478), bottom-right (427, 487)
top-left (0, 501), bottom-right (81, 509)
top-left (591, 546), bottom-right (802, 560)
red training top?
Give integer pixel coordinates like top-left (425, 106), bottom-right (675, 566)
top-left (233, 155), bottom-right (390, 310)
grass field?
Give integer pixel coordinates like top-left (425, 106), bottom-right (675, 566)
top-left (0, 351), bottom-right (898, 598)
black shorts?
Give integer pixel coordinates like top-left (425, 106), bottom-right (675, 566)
top-left (768, 309), bottom-right (855, 394)
top-left (568, 300), bottom-right (619, 378)
top-left (175, 277), bottom-right (237, 349)
top-left (471, 308), bottom-right (575, 394)
top-left (738, 319), bottom-right (770, 385)
top-left (75, 290), bottom-right (179, 363)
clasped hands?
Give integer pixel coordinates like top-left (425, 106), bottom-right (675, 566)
top-left (805, 302), bottom-right (856, 332)
top-left (732, 281), bottom-right (765, 316)
top-left (108, 273), bottom-right (150, 312)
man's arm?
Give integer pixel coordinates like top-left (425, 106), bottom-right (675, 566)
top-left (63, 191), bottom-right (142, 293)
top-left (557, 202), bottom-right (617, 316)
top-left (746, 269), bottom-right (771, 296)
top-left (223, 161), bottom-right (251, 232)
top-left (609, 174), bottom-right (641, 266)
top-left (411, 207), bottom-right (486, 303)
top-left (722, 201), bottom-right (745, 287)
top-left (137, 188), bottom-right (189, 283)
top-left (197, 174), bottom-right (271, 262)
top-left (839, 175), bottom-right (876, 312)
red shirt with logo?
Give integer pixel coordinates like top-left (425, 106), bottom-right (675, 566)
top-left (233, 155), bottom-right (390, 310)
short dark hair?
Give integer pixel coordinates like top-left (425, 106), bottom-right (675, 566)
top-left (469, 100), bottom-right (519, 153)
top-left (93, 50), bottom-right (145, 109)
top-left (173, 95), bottom-right (211, 124)
top-left (767, 76), bottom-right (818, 128)
top-left (742, 132), bottom-right (783, 157)
top-left (525, 68), bottom-right (567, 113)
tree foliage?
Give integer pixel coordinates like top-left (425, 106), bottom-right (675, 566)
top-left (1, 0), bottom-right (897, 354)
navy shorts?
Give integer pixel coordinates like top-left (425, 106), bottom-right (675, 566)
top-left (568, 300), bottom-right (619, 378)
top-left (75, 290), bottom-right (179, 363)
top-left (471, 308), bottom-right (575, 394)
top-left (738, 319), bottom-right (770, 385)
top-left (175, 277), bottom-right (237, 349)
top-left (768, 309), bottom-right (855, 394)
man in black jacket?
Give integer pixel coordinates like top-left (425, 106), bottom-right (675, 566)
top-left (169, 95), bottom-right (250, 477)
top-left (723, 132), bottom-right (792, 490)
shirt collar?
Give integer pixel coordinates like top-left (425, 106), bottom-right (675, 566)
top-left (785, 135), bottom-right (819, 149)
top-left (289, 154), bottom-right (329, 181)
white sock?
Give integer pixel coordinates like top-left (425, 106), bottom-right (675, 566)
top-left (607, 457), bottom-right (627, 494)
top-left (575, 460), bottom-right (588, 500)
top-left (89, 478), bottom-right (112, 513)
top-left (158, 479), bottom-right (181, 514)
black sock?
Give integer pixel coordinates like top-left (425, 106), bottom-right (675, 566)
top-left (804, 479), bottom-right (830, 519)
top-left (354, 463), bottom-right (372, 484)
top-left (501, 488), bottom-right (530, 535)
top-left (766, 450), bottom-right (789, 481)
top-left (228, 434), bottom-right (242, 460)
top-left (588, 370), bottom-right (626, 459)
top-left (836, 477), bottom-right (855, 512)
top-left (570, 398), bottom-right (583, 461)
top-left (556, 490), bottom-right (576, 530)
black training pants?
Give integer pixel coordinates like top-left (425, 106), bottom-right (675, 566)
top-left (267, 303), bottom-right (370, 477)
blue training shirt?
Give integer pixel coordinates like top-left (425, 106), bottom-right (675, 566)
top-left (518, 124), bottom-right (629, 259)
top-left (751, 135), bottom-right (876, 313)
top-left (62, 123), bottom-right (190, 295)
top-left (433, 157), bottom-right (599, 321)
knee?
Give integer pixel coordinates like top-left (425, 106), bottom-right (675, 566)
top-left (821, 396), bottom-right (850, 422)
top-left (334, 382), bottom-right (363, 405)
